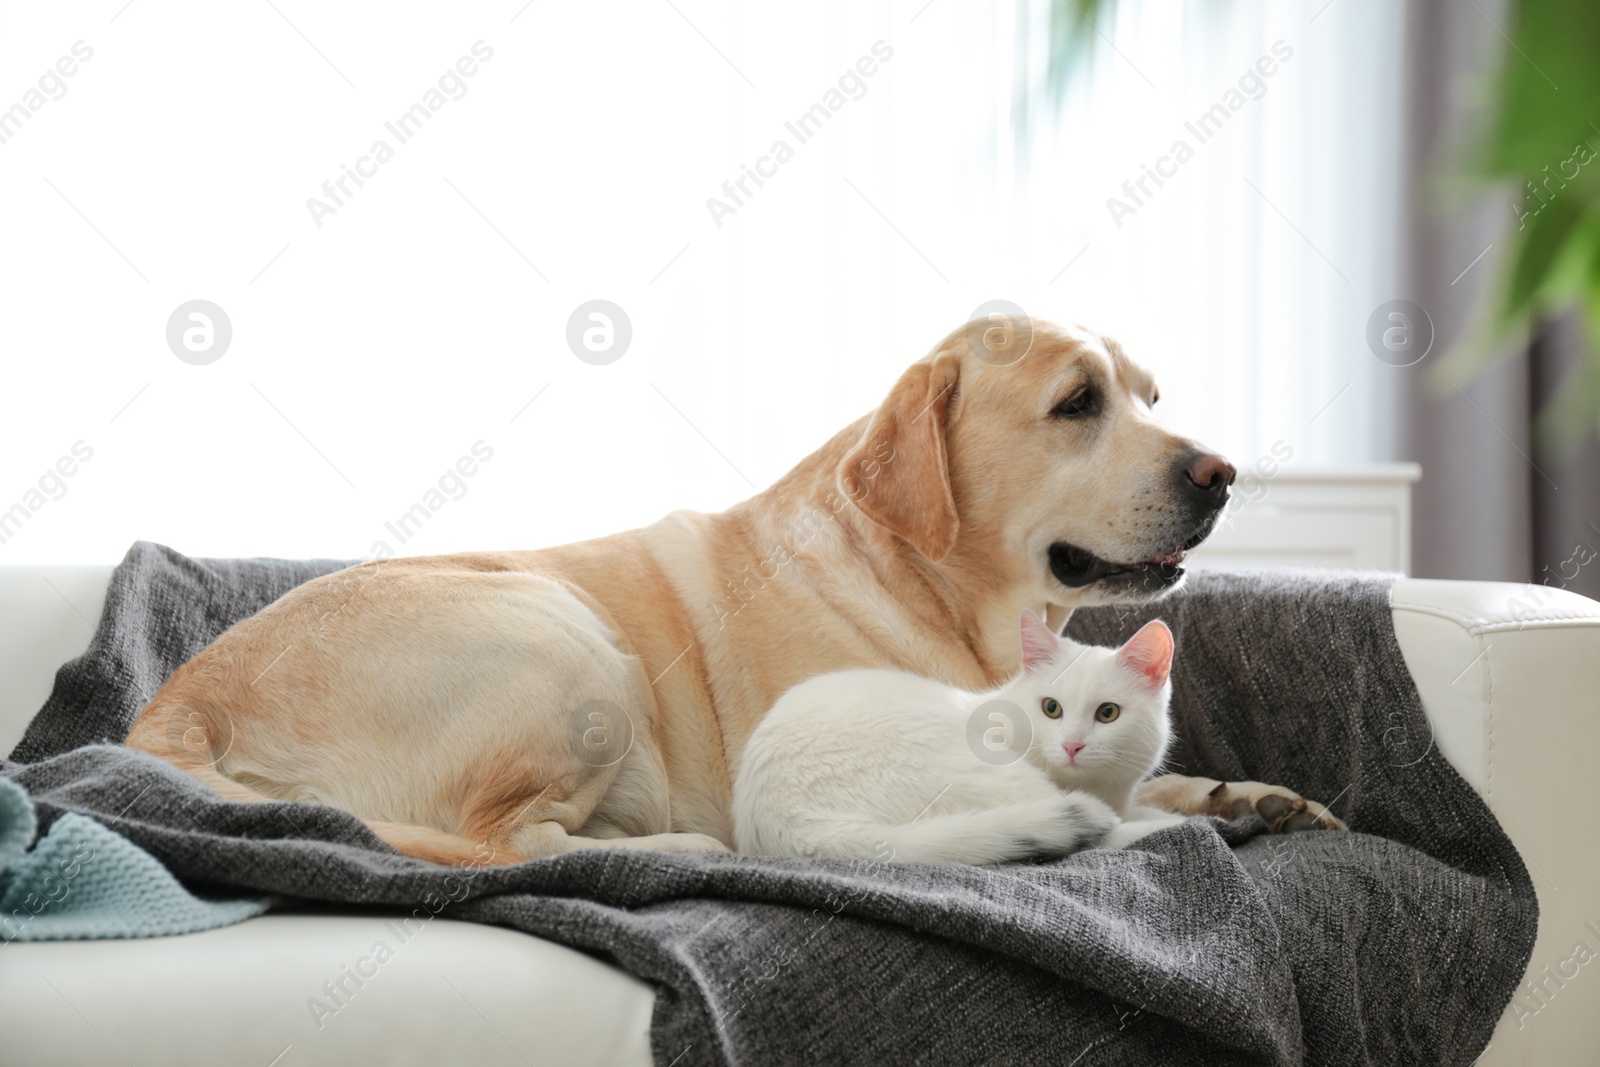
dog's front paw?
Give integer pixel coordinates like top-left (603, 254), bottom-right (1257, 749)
top-left (1246, 785), bottom-right (1346, 833)
top-left (1136, 775), bottom-right (1347, 832)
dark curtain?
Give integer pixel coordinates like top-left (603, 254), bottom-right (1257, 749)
top-left (1401, 0), bottom-right (1600, 600)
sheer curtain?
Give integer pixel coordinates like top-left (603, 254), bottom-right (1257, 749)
top-left (1005, 0), bottom-right (1409, 469)
top-left (0, 1), bottom-right (1409, 564)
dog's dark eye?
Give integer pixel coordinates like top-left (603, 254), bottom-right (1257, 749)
top-left (1051, 387), bottom-right (1100, 420)
top-left (1151, 388), bottom-right (1160, 406)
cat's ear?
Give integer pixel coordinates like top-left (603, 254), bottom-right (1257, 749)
top-left (837, 354), bottom-right (961, 562)
top-left (1117, 620), bottom-right (1174, 688)
top-left (1019, 611), bottom-right (1058, 672)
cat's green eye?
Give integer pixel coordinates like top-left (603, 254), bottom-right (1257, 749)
top-left (1040, 697), bottom-right (1063, 719)
top-left (1095, 702), bottom-right (1120, 723)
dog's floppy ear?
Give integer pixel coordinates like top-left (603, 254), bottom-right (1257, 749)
top-left (837, 354), bottom-right (961, 562)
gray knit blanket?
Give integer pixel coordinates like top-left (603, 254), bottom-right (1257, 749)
top-left (4, 542), bottom-right (1535, 1065)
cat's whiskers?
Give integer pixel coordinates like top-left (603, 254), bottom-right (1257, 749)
top-left (1074, 749), bottom-right (1164, 778)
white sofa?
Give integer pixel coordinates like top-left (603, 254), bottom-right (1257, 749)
top-left (2, 566), bottom-right (1597, 1065)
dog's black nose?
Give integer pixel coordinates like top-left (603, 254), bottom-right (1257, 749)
top-left (1183, 452), bottom-right (1236, 508)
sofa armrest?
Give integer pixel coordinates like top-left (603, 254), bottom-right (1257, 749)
top-left (0, 566), bottom-right (111, 756)
top-left (1390, 577), bottom-right (1600, 1063)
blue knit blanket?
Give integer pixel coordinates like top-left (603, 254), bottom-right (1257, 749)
top-left (0, 774), bottom-right (268, 942)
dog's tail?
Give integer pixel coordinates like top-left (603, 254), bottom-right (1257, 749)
top-left (125, 693), bottom-right (524, 867)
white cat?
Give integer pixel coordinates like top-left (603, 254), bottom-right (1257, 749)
top-left (732, 613), bottom-right (1189, 863)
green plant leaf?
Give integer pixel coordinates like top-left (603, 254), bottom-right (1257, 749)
top-left (1479, 0), bottom-right (1600, 177)
top-left (1042, 0), bottom-right (1115, 110)
top-left (1500, 195), bottom-right (1588, 325)
top-left (1532, 334), bottom-right (1600, 457)
top-left (1527, 219), bottom-right (1600, 457)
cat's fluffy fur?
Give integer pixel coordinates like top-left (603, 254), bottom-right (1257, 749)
top-left (733, 614), bottom-right (1188, 863)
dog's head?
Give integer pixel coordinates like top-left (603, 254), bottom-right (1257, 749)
top-left (837, 316), bottom-right (1234, 611)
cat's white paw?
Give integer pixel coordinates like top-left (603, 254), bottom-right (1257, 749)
top-left (671, 832), bottom-right (735, 853)
top-left (1063, 791), bottom-right (1121, 842)
top-left (1020, 791), bottom-right (1120, 857)
top-left (641, 832), bottom-right (733, 854)
top-left (1100, 812), bottom-right (1188, 849)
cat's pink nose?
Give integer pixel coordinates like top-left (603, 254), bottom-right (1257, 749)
top-left (1062, 740), bottom-right (1085, 760)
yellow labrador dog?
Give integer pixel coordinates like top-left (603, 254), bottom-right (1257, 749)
top-left (127, 317), bottom-right (1342, 864)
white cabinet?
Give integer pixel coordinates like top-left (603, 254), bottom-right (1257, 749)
top-left (1188, 464), bottom-right (1421, 574)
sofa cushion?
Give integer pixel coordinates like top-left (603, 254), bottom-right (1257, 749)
top-left (0, 911), bottom-right (654, 1067)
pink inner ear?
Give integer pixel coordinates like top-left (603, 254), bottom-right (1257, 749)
top-left (1018, 611), bottom-right (1058, 672)
top-left (1118, 620), bottom-right (1174, 687)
